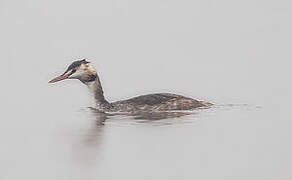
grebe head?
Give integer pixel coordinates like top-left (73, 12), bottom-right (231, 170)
top-left (49, 59), bottom-right (97, 84)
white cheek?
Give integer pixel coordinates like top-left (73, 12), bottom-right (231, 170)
top-left (70, 70), bottom-right (84, 78)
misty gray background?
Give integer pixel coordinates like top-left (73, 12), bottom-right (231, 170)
top-left (0, 0), bottom-right (291, 179)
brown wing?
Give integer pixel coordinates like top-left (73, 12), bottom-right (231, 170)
top-left (113, 93), bottom-right (186, 106)
top-left (111, 93), bottom-right (211, 111)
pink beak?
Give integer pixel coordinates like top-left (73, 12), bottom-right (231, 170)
top-left (49, 73), bottom-right (71, 83)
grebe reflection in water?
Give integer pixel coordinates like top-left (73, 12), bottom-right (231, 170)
top-left (49, 59), bottom-right (212, 113)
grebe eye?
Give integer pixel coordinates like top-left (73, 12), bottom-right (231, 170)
top-left (71, 69), bottom-right (76, 74)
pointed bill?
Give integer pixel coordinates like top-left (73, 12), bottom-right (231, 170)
top-left (48, 73), bottom-right (71, 83)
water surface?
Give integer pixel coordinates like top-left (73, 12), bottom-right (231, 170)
top-left (0, 0), bottom-right (291, 179)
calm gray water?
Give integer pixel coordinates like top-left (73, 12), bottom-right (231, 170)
top-left (0, 0), bottom-right (291, 179)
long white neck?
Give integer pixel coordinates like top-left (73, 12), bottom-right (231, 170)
top-left (85, 76), bottom-right (109, 109)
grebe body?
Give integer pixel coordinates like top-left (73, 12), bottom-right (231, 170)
top-left (49, 60), bottom-right (212, 112)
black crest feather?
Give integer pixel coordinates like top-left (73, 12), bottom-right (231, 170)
top-left (65, 59), bottom-right (90, 73)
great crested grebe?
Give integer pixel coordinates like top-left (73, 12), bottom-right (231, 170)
top-left (49, 59), bottom-right (212, 112)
